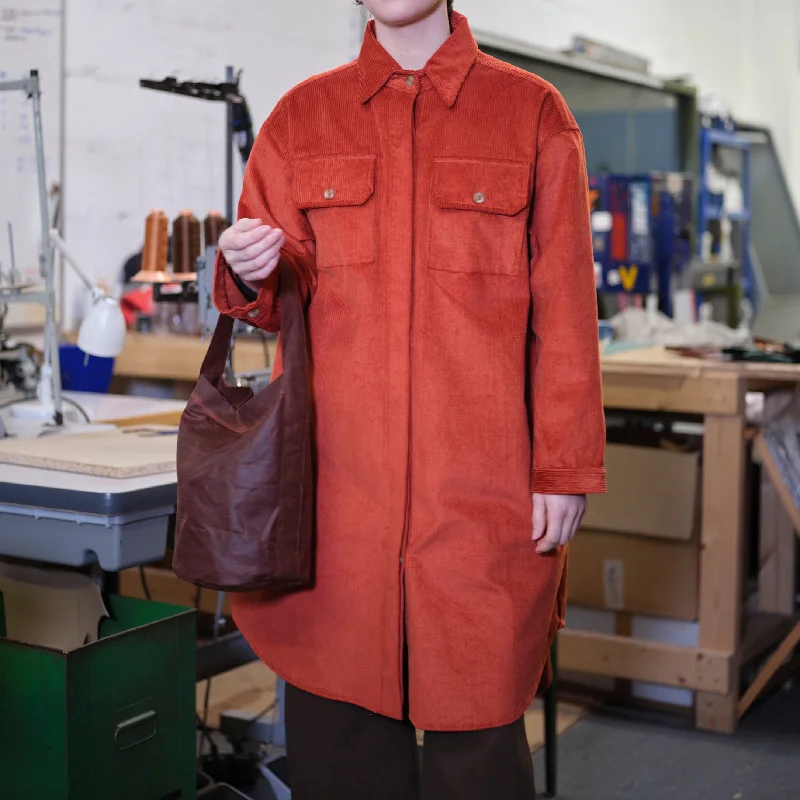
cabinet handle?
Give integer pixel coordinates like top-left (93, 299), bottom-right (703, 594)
top-left (115, 710), bottom-right (158, 751)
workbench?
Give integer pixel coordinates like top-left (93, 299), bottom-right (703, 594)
top-left (0, 391), bottom-right (263, 688)
top-left (113, 332), bottom-right (275, 383)
top-left (560, 347), bottom-right (800, 734)
top-left (0, 393), bottom-right (185, 569)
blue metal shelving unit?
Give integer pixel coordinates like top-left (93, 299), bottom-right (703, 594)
top-left (696, 127), bottom-right (754, 320)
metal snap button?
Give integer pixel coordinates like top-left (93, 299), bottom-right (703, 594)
top-left (247, 309), bottom-right (259, 319)
top-left (324, 188), bottom-right (335, 200)
top-left (474, 192), bottom-right (486, 204)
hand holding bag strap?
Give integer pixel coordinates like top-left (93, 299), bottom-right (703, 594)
top-left (200, 260), bottom-right (304, 384)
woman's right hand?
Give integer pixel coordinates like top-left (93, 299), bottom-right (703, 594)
top-left (219, 218), bottom-right (286, 291)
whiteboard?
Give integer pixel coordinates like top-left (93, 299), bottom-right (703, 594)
top-left (61, 0), bottom-right (360, 330)
top-left (0, 1), bottom-right (63, 288)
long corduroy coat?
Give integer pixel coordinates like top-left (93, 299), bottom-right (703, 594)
top-left (214, 12), bottom-right (606, 732)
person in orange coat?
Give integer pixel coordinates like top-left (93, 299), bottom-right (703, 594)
top-left (214, 2), bottom-right (606, 797)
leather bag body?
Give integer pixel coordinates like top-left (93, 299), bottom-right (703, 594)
top-left (174, 265), bottom-right (313, 591)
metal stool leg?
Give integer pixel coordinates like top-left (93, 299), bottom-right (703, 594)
top-left (543, 637), bottom-right (558, 797)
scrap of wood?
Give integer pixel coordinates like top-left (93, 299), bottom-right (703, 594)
top-left (0, 426), bottom-right (177, 478)
top-left (737, 623), bottom-right (800, 719)
top-left (755, 435), bottom-right (800, 536)
top-left (736, 435), bottom-right (800, 720)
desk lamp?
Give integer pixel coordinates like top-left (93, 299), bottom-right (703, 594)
top-left (10, 231), bottom-right (126, 422)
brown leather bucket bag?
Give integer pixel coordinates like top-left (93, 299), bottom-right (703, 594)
top-left (173, 265), bottom-right (313, 591)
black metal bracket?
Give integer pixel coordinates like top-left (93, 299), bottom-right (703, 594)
top-left (140, 69), bottom-right (255, 224)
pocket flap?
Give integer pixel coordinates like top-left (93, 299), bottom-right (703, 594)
top-left (433, 158), bottom-right (531, 216)
top-left (294, 155), bottom-right (376, 209)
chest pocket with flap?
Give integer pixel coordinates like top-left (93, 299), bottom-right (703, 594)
top-left (429, 158), bottom-right (531, 276)
top-left (293, 155), bottom-right (377, 269)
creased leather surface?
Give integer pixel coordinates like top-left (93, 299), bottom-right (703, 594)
top-left (174, 263), bottom-right (313, 591)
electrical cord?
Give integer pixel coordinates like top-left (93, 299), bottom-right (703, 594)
top-left (37, 398), bottom-right (93, 437)
top-left (196, 713), bottom-right (220, 760)
top-left (0, 394), bottom-right (91, 423)
top-left (0, 396), bottom-right (33, 411)
top-left (139, 566), bottom-right (152, 601)
top-left (63, 396), bottom-right (91, 422)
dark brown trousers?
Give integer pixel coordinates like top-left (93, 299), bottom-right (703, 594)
top-left (284, 683), bottom-right (535, 800)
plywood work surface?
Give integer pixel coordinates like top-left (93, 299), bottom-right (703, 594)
top-left (0, 426), bottom-right (177, 478)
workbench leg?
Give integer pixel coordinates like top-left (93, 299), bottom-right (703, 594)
top-left (696, 413), bottom-right (747, 734)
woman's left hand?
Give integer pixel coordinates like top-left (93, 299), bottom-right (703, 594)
top-left (532, 493), bottom-right (587, 553)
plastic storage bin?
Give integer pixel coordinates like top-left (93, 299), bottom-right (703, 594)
top-left (60, 343), bottom-right (114, 393)
top-left (0, 595), bottom-right (195, 800)
top-left (0, 503), bottom-right (173, 571)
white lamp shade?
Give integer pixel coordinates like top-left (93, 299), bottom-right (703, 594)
top-left (77, 296), bottom-right (127, 358)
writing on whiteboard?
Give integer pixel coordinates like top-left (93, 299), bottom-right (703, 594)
top-left (1, 6), bottom-right (59, 44)
top-left (0, 70), bottom-right (38, 176)
top-left (0, 4), bottom-right (62, 282)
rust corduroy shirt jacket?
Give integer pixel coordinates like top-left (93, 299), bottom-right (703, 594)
top-left (215, 13), bottom-right (606, 732)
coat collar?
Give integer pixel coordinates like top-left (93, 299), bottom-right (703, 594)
top-left (358, 11), bottom-right (479, 108)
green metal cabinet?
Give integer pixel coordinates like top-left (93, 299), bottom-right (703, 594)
top-left (0, 595), bottom-right (196, 800)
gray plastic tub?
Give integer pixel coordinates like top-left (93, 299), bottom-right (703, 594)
top-left (0, 502), bottom-right (172, 570)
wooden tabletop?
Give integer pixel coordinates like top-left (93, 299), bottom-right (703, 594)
top-left (601, 347), bottom-right (800, 415)
top-left (113, 332), bottom-right (277, 382)
top-left (602, 346), bottom-right (800, 382)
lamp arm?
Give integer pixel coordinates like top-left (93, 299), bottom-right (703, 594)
top-left (48, 229), bottom-right (95, 293)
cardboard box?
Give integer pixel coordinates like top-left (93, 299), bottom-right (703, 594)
top-left (583, 444), bottom-right (700, 540)
top-left (120, 566), bottom-right (232, 617)
top-left (0, 561), bottom-right (107, 651)
top-left (568, 528), bottom-right (699, 621)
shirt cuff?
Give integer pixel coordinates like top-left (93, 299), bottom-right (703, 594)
top-left (213, 249), bottom-right (279, 330)
top-left (532, 468), bottom-right (607, 495)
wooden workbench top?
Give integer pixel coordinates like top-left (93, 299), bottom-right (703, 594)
top-left (113, 332), bottom-right (276, 382)
top-left (601, 347), bottom-right (800, 415)
top-left (602, 346), bottom-right (800, 382)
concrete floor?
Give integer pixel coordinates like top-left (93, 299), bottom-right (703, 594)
top-left (206, 681), bottom-right (800, 799)
top-left (533, 683), bottom-right (800, 800)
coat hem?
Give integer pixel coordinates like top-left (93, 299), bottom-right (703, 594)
top-left (408, 659), bottom-right (550, 733)
top-left (233, 619), bottom-right (407, 723)
top-left (240, 630), bottom-right (549, 732)
top-left (243, 630), bottom-right (553, 735)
